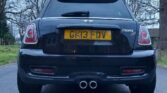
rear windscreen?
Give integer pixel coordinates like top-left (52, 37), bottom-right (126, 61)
top-left (43, 0), bottom-right (132, 19)
top-left (58, 0), bottom-right (118, 3)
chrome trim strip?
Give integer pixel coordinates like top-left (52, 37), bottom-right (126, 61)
top-left (28, 73), bottom-right (70, 79)
top-left (106, 74), bottom-right (148, 79)
top-left (27, 73), bottom-right (148, 80)
top-left (41, 17), bottom-right (133, 21)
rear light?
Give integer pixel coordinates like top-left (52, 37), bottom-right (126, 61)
top-left (138, 26), bottom-right (151, 45)
top-left (23, 23), bottom-right (38, 44)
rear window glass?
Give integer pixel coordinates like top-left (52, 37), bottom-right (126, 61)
top-left (58, 0), bottom-right (117, 3)
top-left (43, 0), bottom-right (132, 19)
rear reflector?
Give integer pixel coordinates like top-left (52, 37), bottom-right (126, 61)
top-left (122, 69), bottom-right (145, 76)
top-left (31, 68), bottom-right (54, 75)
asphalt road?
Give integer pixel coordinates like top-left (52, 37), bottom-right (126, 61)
top-left (0, 63), bottom-right (166, 93)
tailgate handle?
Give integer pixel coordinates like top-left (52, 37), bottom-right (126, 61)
top-left (57, 24), bottom-right (121, 30)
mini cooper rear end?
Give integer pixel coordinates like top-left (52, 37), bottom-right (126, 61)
top-left (17, 0), bottom-right (156, 93)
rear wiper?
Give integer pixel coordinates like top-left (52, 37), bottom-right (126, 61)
top-left (62, 11), bottom-right (90, 17)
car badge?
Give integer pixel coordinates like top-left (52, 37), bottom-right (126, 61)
top-left (122, 29), bottom-right (134, 33)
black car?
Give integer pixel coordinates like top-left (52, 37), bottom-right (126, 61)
top-left (17, 0), bottom-right (156, 93)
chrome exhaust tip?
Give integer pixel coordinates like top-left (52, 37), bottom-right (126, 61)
top-left (79, 81), bottom-right (88, 90)
top-left (89, 80), bottom-right (98, 90)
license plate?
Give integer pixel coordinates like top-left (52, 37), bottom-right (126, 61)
top-left (64, 29), bottom-right (112, 40)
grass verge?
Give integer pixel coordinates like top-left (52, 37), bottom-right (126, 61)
top-left (0, 45), bottom-right (19, 65)
top-left (158, 55), bottom-right (167, 67)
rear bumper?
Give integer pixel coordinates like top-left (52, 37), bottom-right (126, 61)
top-left (18, 49), bottom-right (156, 85)
top-left (18, 68), bottom-right (155, 85)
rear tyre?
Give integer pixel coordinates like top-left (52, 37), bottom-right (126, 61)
top-left (129, 76), bottom-right (156, 93)
top-left (17, 74), bottom-right (42, 93)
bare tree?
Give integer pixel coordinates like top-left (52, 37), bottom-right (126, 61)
top-left (126, 0), bottom-right (159, 25)
top-left (0, 0), bottom-right (16, 45)
top-left (6, 0), bottom-right (159, 39)
top-left (21, 0), bottom-right (46, 19)
top-left (5, 0), bottom-right (46, 39)
top-left (0, 0), bottom-right (7, 14)
top-left (159, 0), bottom-right (167, 49)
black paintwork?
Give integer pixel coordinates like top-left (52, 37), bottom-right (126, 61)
top-left (18, 49), bottom-right (156, 85)
top-left (18, 0), bottom-right (156, 86)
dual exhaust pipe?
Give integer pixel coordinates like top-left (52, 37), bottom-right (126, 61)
top-left (79, 80), bottom-right (98, 90)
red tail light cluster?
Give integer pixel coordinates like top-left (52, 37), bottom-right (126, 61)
top-left (138, 26), bottom-right (151, 46)
top-left (23, 23), bottom-right (38, 44)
